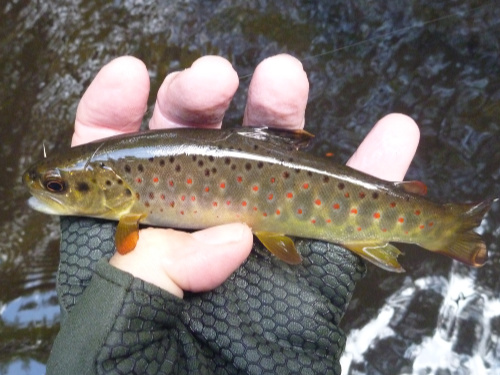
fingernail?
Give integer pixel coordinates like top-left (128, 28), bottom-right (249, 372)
top-left (191, 223), bottom-right (248, 245)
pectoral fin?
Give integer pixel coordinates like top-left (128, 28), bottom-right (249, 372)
top-left (254, 231), bottom-right (302, 264)
top-left (116, 213), bottom-right (146, 255)
top-left (342, 242), bottom-right (405, 273)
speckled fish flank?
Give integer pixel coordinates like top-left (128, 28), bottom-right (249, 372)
top-left (23, 128), bottom-right (494, 272)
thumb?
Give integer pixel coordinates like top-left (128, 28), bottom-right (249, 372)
top-left (109, 223), bottom-right (253, 298)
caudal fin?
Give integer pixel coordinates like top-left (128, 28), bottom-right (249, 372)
top-left (439, 199), bottom-right (496, 267)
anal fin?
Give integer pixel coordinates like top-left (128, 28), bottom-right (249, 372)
top-left (342, 242), bottom-right (405, 273)
top-left (116, 213), bottom-right (146, 255)
top-left (254, 231), bottom-right (302, 264)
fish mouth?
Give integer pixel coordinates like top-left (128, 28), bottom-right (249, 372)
top-left (27, 196), bottom-right (65, 215)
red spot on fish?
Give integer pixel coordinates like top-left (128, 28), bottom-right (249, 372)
top-left (263, 212), bottom-right (268, 217)
top-left (180, 211), bottom-right (184, 215)
top-left (415, 210), bottom-right (421, 215)
top-left (382, 228), bottom-right (387, 232)
top-left (242, 201), bottom-right (247, 207)
top-left (315, 199), bottom-right (321, 206)
top-left (333, 203), bottom-right (340, 210)
top-left (169, 201), bottom-right (175, 207)
top-left (311, 219), bottom-right (316, 224)
top-left (237, 176), bottom-right (243, 183)
top-left (226, 200), bottom-right (231, 205)
top-left (297, 208), bottom-right (303, 214)
top-left (351, 208), bottom-right (358, 214)
top-left (160, 194), bottom-right (165, 200)
top-left (187, 178), bottom-right (192, 184)
top-left (429, 222), bottom-right (434, 227)
top-left (252, 185), bottom-right (259, 192)
top-left (153, 177), bottom-right (159, 183)
top-left (270, 177), bottom-right (276, 183)
top-left (276, 209), bottom-right (281, 215)
top-left (344, 193), bottom-right (350, 198)
top-left (136, 178), bottom-right (142, 183)
top-left (398, 217), bottom-right (404, 223)
top-left (212, 202), bottom-right (218, 207)
top-left (286, 192), bottom-right (293, 199)
top-left (191, 196), bottom-right (196, 202)
top-left (181, 195), bottom-right (186, 201)
top-left (325, 152), bottom-right (334, 157)
top-left (419, 225), bottom-right (425, 229)
top-left (357, 227), bottom-right (362, 231)
top-left (144, 202), bottom-right (150, 207)
top-left (326, 219), bottom-right (332, 223)
top-left (390, 202), bottom-right (396, 208)
top-left (253, 206), bottom-right (258, 211)
top-left (268, 193), bottom-right (274, 200)
top-left (405, 231), bottom-right (409, 234)
top-left (303, 183), bottom-right (309, 189)
top-left (169, 180), bottom-right (174, 187)
top-left (220, 182), bottom-right (226, 189)
top-left (205, 187), bottom-right (210, 192)
top-left (373, 212), bottom-right (381, 219)
top-left (359, 192), bottom-right (366, 199)
top-left (193, 210), bottom-right (198, 214)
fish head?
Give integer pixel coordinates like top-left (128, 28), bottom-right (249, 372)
top-left (23, 155), bottom-right (135, 219)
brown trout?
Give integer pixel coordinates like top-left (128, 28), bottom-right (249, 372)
top-left (23, 127), bottom-right (494, 272)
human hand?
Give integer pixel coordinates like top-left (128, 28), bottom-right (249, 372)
top-left (70, 54), bottom-right (419, 299)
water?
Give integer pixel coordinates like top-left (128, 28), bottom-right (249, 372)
top-left (1, 0), bottom-right (499, 373)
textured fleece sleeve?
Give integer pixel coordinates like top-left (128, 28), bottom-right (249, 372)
top-left (46, 216), bottom-right (366, 375)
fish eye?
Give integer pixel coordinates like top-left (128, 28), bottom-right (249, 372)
top-left (43, 174), bottom-right (66, 193)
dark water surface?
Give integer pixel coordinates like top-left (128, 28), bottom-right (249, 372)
top-left (1, 0), bottom-right (499, 374)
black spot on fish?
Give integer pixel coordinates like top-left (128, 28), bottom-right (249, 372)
top-left (159, 159), bottom-right (165, 167)
top-left (124, 165), bottom-right (131, 173)
top-left (257, 161), bottom-right (264, 169)
top-left (212, 167), bottom-right (217, 174)
top-left (169, 156), bottom-right (175, 163)
top-left (372, 192), bottom-right (379, 199)
top-left (99, 162), bottom-right (105, 168)
top-left (105, 180), bottom-right (112, 186)
top-left (192, 155), bottom-right (197, 162)
top-left (231, 165), bottom-right (237, 170)
top-left (205, 169), bottom-right (210, 176)
top-left (175, 165), bottom-right (181, 172)
top-left (225, 158), bottom-right (231, 165)
top-left (117, 179), bottom-right (123, 185)
top-left (76, 182), bottom-right (90, 192)
top-left (138, 164), bottom-right (144, 172)
top-left (198, 160), bottom-right (204, 167)
top-left (148, 157), bottom-right (154, 163)
top-left (307, 171), bottom-right (313, 177)
top-left (149, 192), bottom-right (154, 199)
top-left (323, 176), bottom-right (329, 183)
top-left (125, 188), bottom-right (132, 196)
top-left (283, 171), bottom-right (290, 179)
top-left (295, 169), bottom-right (300, 173)
top-left (253, 144), bottom-right (259, 150)
top-left (359, 192), bottom-right (366, 199)
top-left (209, 156), bottom-right (215, 162)
top-left (245, 163), bottom-right (252, 171)
top-left (338, 183), bottom-right (345, 190)
top-left (289, 158), bottom-right (294, 162)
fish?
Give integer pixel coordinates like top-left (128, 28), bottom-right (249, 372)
top-left (23, 127), bottom-right (494, 272)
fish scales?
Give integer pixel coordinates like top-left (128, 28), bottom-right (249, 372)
top-left (23, 128), bottom-right (494, 272)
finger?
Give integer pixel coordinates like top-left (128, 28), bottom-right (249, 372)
top-left (109, 223), bottom-right (253, 298)
top-left (243, 54), bottom-right (309, 130)
top-left (346, 113), bottom-right (420, 181)
top-left (149, 56), bottom-right (239, 130)
top-left (72, 56), bottom-right (150, 146)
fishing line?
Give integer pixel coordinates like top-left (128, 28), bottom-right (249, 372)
top-left (238, 1), bottom-right (495, 80)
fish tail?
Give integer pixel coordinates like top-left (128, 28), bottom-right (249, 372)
top-left (438, 199), bottom-right (496, 267)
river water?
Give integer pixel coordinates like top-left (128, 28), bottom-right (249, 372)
top-left (0, 0), bottom-right (499, 374)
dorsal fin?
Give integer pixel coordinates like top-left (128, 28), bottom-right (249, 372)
top-left (393, 180), bottom-right (428, 196)
top-left (237, 126), bottom-right (315, 150)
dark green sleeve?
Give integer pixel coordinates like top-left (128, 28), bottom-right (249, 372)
top-left (47, 216), bottom-right (366, 375)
